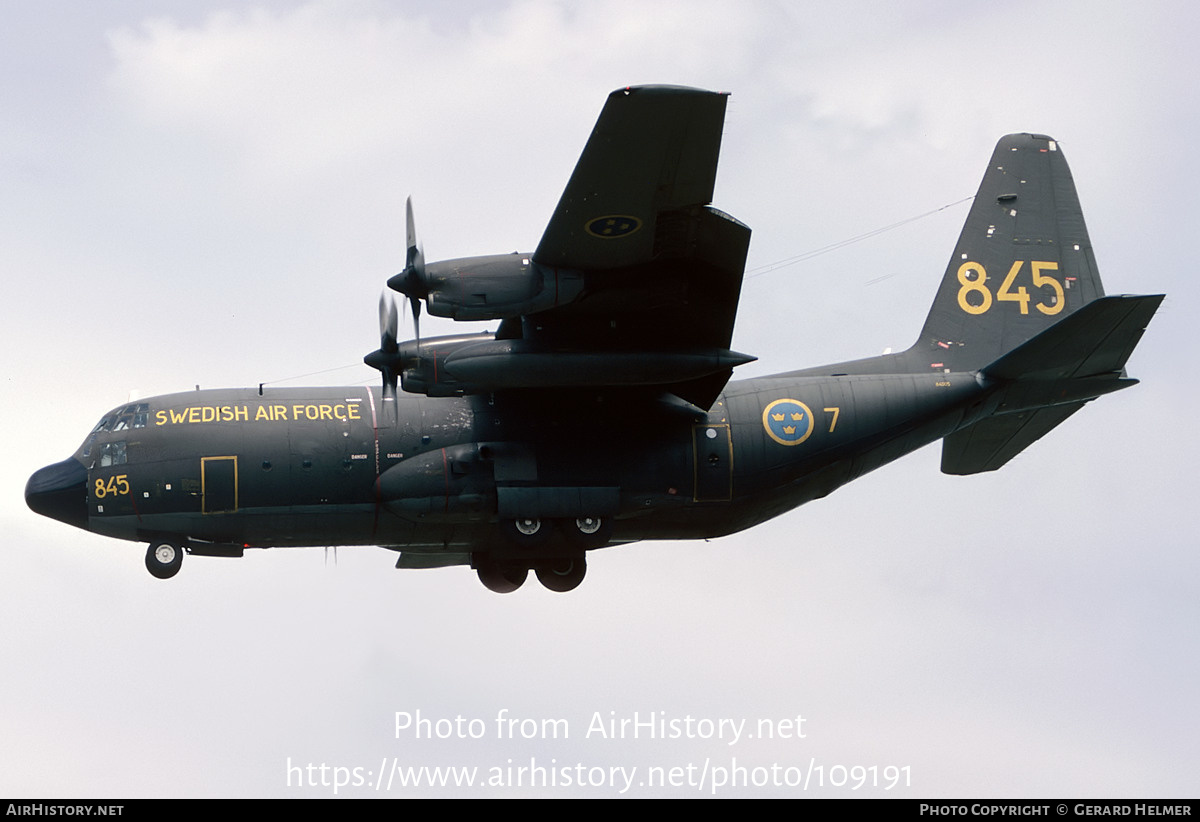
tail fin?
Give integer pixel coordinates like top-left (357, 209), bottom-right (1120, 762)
top-left (918, 133), bottom-right (1164, 474)
top-left (911, 133), bottom-right (1106, 373)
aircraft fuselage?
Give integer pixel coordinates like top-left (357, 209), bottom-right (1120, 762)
top-left (31, 368), bottom-right (984, 560)
top-left (22, 91), bottom-right (1163, 592)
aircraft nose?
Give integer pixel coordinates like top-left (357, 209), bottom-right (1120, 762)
top-left (26, 457), bottom-right (89, 530)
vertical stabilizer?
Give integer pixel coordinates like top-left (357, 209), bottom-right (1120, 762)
top-left (912, 134), bottom-right (1104, 373)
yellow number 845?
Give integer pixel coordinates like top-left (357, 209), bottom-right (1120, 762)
top-left (956, 260), bottom-right (1065, 316)
top-left (94, 474), bottom-right (130, 499)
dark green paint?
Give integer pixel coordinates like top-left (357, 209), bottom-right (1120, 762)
top-left (26, 87), bottom-right (1162, 593)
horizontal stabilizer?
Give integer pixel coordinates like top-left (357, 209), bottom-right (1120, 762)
top-left (942, 293), bottom-right (1163, 474)
top-left (982, 294), bottom-right (1164, 382)
top-left (942, 402), bottom-right (1086, 474)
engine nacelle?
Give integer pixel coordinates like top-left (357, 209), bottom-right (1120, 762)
top-left (378, 442), bottom-right (495, 520)
top-left (417, 254), bottom-right (584, 321)
top-left (391, 331), bottom-right (756, 398)
top-left (395, 332), bottom-right (494, 397)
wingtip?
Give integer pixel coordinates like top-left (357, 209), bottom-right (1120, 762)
top-left (609, 84), bottom-right (724, 98)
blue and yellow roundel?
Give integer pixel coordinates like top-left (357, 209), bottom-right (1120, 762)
top-left (762, 399), bottom-right (814, 446)
top-left (585, 215), bottom-right (642, 238)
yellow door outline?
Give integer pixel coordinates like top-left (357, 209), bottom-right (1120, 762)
top-left (201, 456), bottom-right (239, 514)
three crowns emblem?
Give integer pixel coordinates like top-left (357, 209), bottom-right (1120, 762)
top-left (762, 399), bottom-right (814, 446)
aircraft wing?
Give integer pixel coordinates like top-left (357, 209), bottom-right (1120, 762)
top-left (382, 86), bottom-right (753, 410)
top-left (527, 86), bottom-right (752, 407)
top-left (535, 85), bottom-right (731, 270)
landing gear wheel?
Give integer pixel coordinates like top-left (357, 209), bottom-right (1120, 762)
top-left (564, 516), bottom-right (613, 549)
top-left (146, 541), bottom-right (183, 579)
top-left (575, 516), bottom-right (602, 535)
top-left (501, 517), bottom-right (552, 547)
top-left (476, 562), bottom-right (529, 594)
top-left (535, 555), bottom-right (587, 592)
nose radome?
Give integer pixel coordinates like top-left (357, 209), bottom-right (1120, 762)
top-left (26, 458), bottom-right (89, 530)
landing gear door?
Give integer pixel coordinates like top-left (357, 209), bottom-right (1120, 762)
top-left (692, 424), bottom-right (732, 502)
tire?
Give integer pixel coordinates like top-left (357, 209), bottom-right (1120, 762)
top-left (501, 517), bottom-right (553, 548)
top-left (563, 516), bottom-right (612, 549)
top-left (535, 555), bottom-right (586, 592)
top-left (476, 561), bottom-right (528, 594)
top-left (146, 541), bottom-right (183, 579)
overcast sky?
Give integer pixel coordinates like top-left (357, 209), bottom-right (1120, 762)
top-left (3, 0), bottom-right (1197, 798)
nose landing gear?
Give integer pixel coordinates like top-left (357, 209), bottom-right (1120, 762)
top-left (145, 541), bottom-right (183, 579)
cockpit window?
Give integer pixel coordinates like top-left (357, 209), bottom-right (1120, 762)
top-left (83, 416), bottom-right (111, 459)
top-left (82, 404), bottom-right (149, 460)
top-left (98, 441), bottom-right (127, 467)
top-left (112, 403), bottom-right (149, 431)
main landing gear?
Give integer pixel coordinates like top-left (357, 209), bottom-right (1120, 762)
top-left (145, 541), bottom-right (183, 579)
top-left (475, 561), bottom-right (530, 594)
top-left (476, 553), bottom-right (587, 594)
top-left (501, 515), bottom-right (612, 550)
top-left (534, 555), bottom-right (587, 592)
top-left (475, 516), bottom-right (608, 593)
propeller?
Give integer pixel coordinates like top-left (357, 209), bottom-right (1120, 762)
top-left (364, 291), bottom-right (401, 412)
top-left (388, 195), bottom-right (427, 346)
top-left (369, 196), bottom-right (428, 418)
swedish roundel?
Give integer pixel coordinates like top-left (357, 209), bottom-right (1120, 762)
top-left (762, 399), bottom-right (814, 446)
top-left (585, 215), bottom-right (641, 238)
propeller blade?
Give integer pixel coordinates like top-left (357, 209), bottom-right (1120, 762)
top-left (383, 370), bottom-right (397, 405)
top-left (379, 292), bottom-right (398, 354)
top-left (401, 196), bottom-right (426, 346)
top-left (405, 195), bottom-right (425, 282)
top-left (366, 291), bottom-right (400, 410)
top-left (391, 196), bottom-right (429, 318)
top-left (409, 293), bottom-right (421, 348)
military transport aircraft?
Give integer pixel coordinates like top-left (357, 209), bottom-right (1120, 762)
top-left (26, 85), bottom-right (1162, 593)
